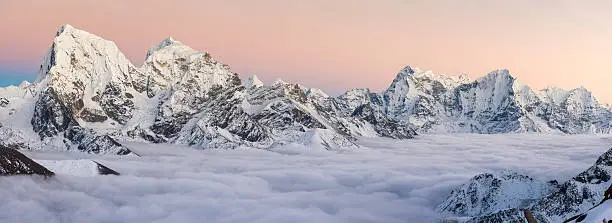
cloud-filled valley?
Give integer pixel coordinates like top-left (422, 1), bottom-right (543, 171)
top-left (1, 134), bottom-right (610, 222)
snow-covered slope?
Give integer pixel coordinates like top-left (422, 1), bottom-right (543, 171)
top-left (565, 198), bottom-right (612, 223)
top-left (437, 171), bottom-right (555, 217)
top-left (439, 147), bottom-right (612, 222)
top-left (1, 24), bottom-right (611, 154)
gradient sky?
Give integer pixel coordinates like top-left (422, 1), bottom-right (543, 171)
top-left (2, 0), bottom-right (612, 102)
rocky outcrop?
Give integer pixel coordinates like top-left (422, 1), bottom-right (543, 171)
top-left (437, 172), bottom-right (555, 218)
top-left (31, 87), bottom-right (74, 138)
top-left (563, 184), bottom-right (612, 223)
top-left (438, 147), bottom-right (612, 222)
top-left (0, 98), bottom-right (8, 107)
top-left (31, 85), bottom-right (131, 155)
top-left (93, 161), bottom-right (120, 175)
top-left (0, 146), bottom-right (54, 176)
top-left (64, 126), bottom-right (132, 155)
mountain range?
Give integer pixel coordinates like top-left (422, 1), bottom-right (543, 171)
top-left (0, 24), bottom-right (611, 155)
top-left (1, 24), bottom-right (612, 222)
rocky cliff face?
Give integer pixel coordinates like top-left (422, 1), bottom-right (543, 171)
top-left (1, 24), bottom-right (611, 154)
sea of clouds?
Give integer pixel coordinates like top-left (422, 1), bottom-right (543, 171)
top-left (1, 134), bottom-right (611, 222)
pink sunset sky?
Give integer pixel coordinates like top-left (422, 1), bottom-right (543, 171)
top-left (2, 0), bottom-right (612, 102)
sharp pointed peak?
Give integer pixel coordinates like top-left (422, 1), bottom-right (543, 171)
top-left (55, 24), bottom-right (90, 38)
top-left (18, 81), bottom-right (31, 88)
top-left (159, 36), bottom-right (180, 45)
top-left (56, 24), bottom-right (74, 36)
top-left (399, 65), bottom-right (415, 75)
top-left (389, 65), bottom-right (419, 85)
top-left (246, 75), bottom-right (264, 89)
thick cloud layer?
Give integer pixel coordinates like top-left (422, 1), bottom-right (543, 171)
top-left (2, 134), bottom-right (611, 222)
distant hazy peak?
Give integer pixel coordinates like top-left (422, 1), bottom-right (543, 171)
top-left (246, 75), bottom-right (264, 89)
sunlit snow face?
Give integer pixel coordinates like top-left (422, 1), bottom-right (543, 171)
top-left (2, 134), bottom-right (611, 222)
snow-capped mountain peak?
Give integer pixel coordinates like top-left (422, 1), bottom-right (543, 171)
top-left (272, 78), bottom-right (289, 86)
top-left (246, 75), bottom-right (264, 89)
top-left (145, 36), bottom-right (194, 60)
top-left (18, 81), bottom-right (31, 88)
top-left (56, 24), bottom-right (75, 36)
top-left (398, 65), bottom-right (415, 75)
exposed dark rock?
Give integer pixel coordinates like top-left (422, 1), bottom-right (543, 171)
top-left (351, 104), bottom-right (416, 139)
top-left (79, 108), bottom-right (108, 122)
top-left (99, 83), bottom-right (134, 124)
top-left (0, 97), bottom-right (8, 107)
top-left (150, 112), bottom-right (192, 140)
top-left (0, 145), bottom-right (54, 176)
top-left (92, 161), bottom-right (120, 175)
top-left (31, 87), bottom-right (74, 139)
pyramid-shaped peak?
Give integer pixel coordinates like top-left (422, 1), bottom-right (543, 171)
top-left (400, 65), bottom-right (415, 75)
top-left (246, 75), bottom-right (264, 89)
top-left (38, 24), bottom-right (131, 84)
top-left (389, 65), bottom-right (417, 86)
